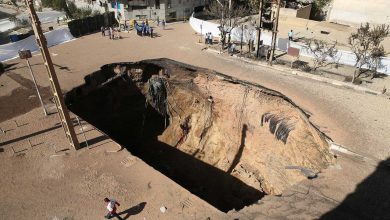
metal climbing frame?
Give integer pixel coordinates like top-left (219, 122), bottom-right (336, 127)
top-left (25, 0), bottom-right (80, 150)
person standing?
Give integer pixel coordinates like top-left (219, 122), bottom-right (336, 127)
top-left (288, 30), bottom-right (293, 41)
top-left (109, 27), bottom-right (113, 39)
top-left (162, 20), bottom-right (166, 30)
top-left (101, 26), bottom-right (105, 36)
top-left (157, 17), bottom-right (160, 26)
top-left (150, 27), bottom-right (154, 38)
top-left (104, 198), bottom-right (121, 219)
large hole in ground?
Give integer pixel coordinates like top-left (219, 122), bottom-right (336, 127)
top-left (65, 59), bottom-right (335, 212)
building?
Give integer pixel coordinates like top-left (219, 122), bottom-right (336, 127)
top-left (327, 0), bottom-right (390, 26)
top-left (103, 0), bottom-right (209, 21)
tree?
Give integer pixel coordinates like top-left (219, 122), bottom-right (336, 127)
top-left (41, 0), bottom-right (73, 18)
top-left (348, 23), bottom-right (389, 82)
top-left (310, 0), bottom-right (331, 21)
top-left (8, 15), bottom-right (30, 28)
top-left (206, 0), bottom-right (248, 49)
top-left (304, 38), bottom-right (338, 71)
top-left (67, 2), bottom-right (93, 19)
top-left (368, 24), bottom-right (390, 78)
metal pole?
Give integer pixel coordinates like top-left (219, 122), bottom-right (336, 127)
top-left (200, 24), bottom-right (203, 43)
top-left (76, 116), bottom-right (89, 148)
top-left (26, 59), bottom-right (47, 116)
top-left (240, 25), bottom-right (244, 54)
top-left (228, 0), bottom-right (232, 43)
top-left (269, 0), bottom-right (281, 66)
top-left (256, 0), bottom-right (264, 58)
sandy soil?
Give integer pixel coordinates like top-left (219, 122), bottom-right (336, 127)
top-left (1, 22), bottom-right (390, 219)
top-left (0, 107), bottom-right (225, 219)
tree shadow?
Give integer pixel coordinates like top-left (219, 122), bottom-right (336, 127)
top-left (320, 158), bottom-right (390, 220)
top-left (53, 63), bottom-right (71, 71)
top-left (118, 202), bottom-right (147, 219)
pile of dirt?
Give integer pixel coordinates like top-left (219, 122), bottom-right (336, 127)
top-left (65, 58), bottom-right (335, 211)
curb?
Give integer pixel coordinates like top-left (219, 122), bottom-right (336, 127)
top-left (205, 48), bottom-right (385, 96)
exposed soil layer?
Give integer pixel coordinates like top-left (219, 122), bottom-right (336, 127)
top-left (65, 58), bottom-right (335, 212)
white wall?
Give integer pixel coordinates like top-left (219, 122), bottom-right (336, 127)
top-left (189, 14), bottom-right (390, 75)
top-left (0, 27), bottom-right (74, 62)
top-left (328, 0), bottom-right (390, 26)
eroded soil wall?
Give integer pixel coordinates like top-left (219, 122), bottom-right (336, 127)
top-left (65, 59), bottom-right (334, 212)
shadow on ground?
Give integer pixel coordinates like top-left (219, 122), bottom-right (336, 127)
top-left (320, 158), bottom-right (390, 220)
top-left (117, 202), bottom-right (146, 219)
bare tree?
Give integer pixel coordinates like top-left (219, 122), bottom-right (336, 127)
top-left (304, 38), bottom-right (338, 71)
top-left (206, 0), bottom-right (248, 49)
top-left (348, 23), bottom-right (389, 82)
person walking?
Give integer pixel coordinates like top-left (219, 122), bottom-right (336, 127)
top-left (101, 26), bottom-right (105, 36)
top-left (288, 30), bottom-right (293, 41)
top-left (157, 17), bottom-right (160, 26)
top-left (162, 20), bottom-right (166, 30)
top-left (150, 27), bottom-right (154, 38)
top-left (209, 32), bottom-right (213, 45)
top-left (109, 27), bottom-right (113, 39)
top-left (104, 198), bottom-right (122, 219)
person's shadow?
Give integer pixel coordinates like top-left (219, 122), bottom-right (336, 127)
top-left (116, 202), bottom-right (147, 219)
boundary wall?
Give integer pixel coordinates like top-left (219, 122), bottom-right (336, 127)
top-left (189, 14), bottom-right (390, 75)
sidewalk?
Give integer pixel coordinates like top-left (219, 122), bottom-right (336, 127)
top-left (205, 46), bottom-right (390, 97)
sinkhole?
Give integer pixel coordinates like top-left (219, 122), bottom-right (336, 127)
top-left (65, 58), bottom-right (335, 212)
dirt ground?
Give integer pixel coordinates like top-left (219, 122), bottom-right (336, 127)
top-left (1, 22), bottom-right (390, 219)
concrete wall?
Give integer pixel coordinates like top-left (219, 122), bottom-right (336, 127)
top-left (165, 0), bottom-right (205, 21)
top-left (296, 4), bottom-right (311, 19)
top-left (279, 8), bottom-right (297, 17)
top-left (125, 4), bottom-right (166, 21)
top-left (328, 0), bottom-right (390, 26)
top-left (279, 4), bottom-right (311, 20)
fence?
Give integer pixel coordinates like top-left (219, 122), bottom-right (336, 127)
top-left (67, 12), bottom-right (117, 37)
top-left (189, 14), bottom-right (390, 75)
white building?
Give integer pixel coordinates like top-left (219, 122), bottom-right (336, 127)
top-left (72, 0), bottom-right (208, 21)
top-left (327, 0), bottom-right (390, 26)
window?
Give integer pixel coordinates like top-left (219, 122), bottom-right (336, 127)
top-left (136, 15), bottom-right (147, 19)
top-left (167, 0), bottom-right (171, 8)
top-left (155, 0), bottom-right (160, 9)
top-left (132, 5), bottom-right (147, 9)
top-left (168, 11), bottom-right (176, 18)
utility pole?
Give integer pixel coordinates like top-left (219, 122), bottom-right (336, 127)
top-left (228, 0), bottom-right (232, 26)
top-left (256, 0), bottom-right (264, 58)
top-left (19, 49), bottom-right (48, 116)
top-left (268, 0), bottom-right (281, 66)
top-left (25, 0), bottom-right (80, 150)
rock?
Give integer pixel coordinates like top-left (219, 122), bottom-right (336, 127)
top-left (160, 206), bottom-right (167, 213)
